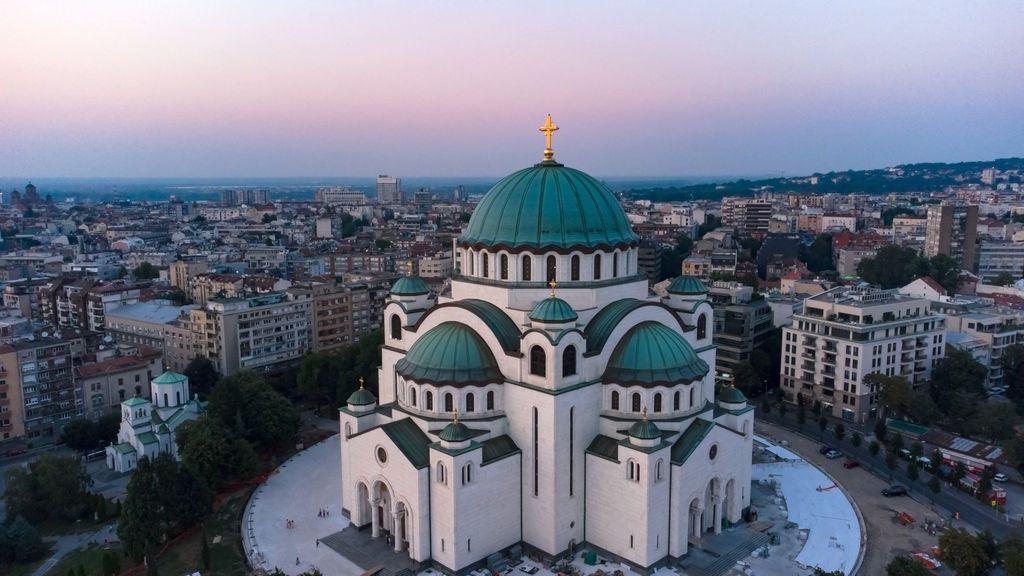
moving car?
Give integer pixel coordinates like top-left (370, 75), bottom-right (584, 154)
top-left (843, 459), bottom-right (860, 469)
top-left (994, 473), bottom-right (1009, 483)
top-left (819, 445), bottom-right (833, 455)
top-left (882, 484), bottom-right (908, 497)
top-left (825, 449), bottom-right (843, 459)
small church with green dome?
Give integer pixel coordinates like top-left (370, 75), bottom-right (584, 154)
top-left (339, 117), bottom-right (753, 575)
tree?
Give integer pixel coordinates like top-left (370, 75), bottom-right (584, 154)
top-left (0, 515), bottom-right (46, 562)
top-left (992, 271), bottom-right (1018, 286)
top-left (978, 529), bottom-right (1000, 566)
top-left (874, 420), bottom-right (888, 445)
top-left (811, 569), bottom-right (844, 576)
top-left (910, 441), bottom-right (924, 460)
top-left (818, 416), bottom-right (828, 440)
top-left (1004, 344), bottom-right (1024, 406)
top-left (760, 395), bottom-right (772, 418)
top-left (833, 423), bottom-right (846, 445)
top-left (176, 417), bottom-right (239, 490)
top-left (851, 432), bottom-right (862, 449)
top-left (146, 550), bottom-right (159, 576)
top-left (885, 451), bottom-right (899, 472)
top-left (60, 414), bottom-right (120, 452)
top-left (797, 401), bottom-right (807, 431)
top-left (907, 462), bottom-right (919, 482)
top-left (926, 254), bottom-right (960, 294)
top-left (939, 527), bottom-right (991, 576)
top-left (184, 356), bottom-right (219, 398)
top-left (885, 556), bottom-right (931, 576)
top-left (972, 401), bottom-right (1018, 443)
top-left (856, 245), bottom-right (922, 288)
top-left (3, 453), bottom-right (92, 523)
top-left (888, 431), bottom-right (905, 453)
top-left (869, 441), bottom-right (881, 458)
top-left (133, 262), bottom-right (160, 280)
top-left (928, 475), bottom-right (942, 496)
top-left (930, 449), bottom-right (943, 473)
top-left (208, 370), bottom-right (299, 448)
top-left (201, 525), bottom-right (211, 569)
top-left (119, 457), bottom-right (164, 562)
top-left (777, 401), bottom-right (788, 421)
top-left (930, 349), bottom-right (987, 433)
top-left (102, 550), bottom-right (121, 576)
top-left (952, 462), bottom-right (968, 485)
top-left (866, 374), bottom-right (913, 421)
top-left (731, 361), bottom-right (760, 398)
top-left (801, 233), bottom-right (834, 273)
top-left (1003, 536), bottom-right (1024, 576)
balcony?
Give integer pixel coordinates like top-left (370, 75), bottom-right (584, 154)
top-left (822, 354), bottom-right (837, 365)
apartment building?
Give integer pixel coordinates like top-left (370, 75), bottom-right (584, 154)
top-left (933, 299), bottom-right (1024, 388)
top-left (75, 349), bottom-right (163, 419)
top-left (169, 256), bottom-right (209, 289)
top-left (315, 187), bottom-right (365, 205)
top-left (0, 339), bottom-right (76, 445)
top-left (977, 241), bottom-right (1024, 283)
top-left (781, 286), bottom-right (945, 423)
top-left (707, 282), bottom-right (774, 385)
top-left (924, 204), bottom-right (979, 273)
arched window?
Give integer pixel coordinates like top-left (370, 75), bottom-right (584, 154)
top-left (163, 393), bottom-right (168, 407)
top-left (486, 390), bottom-right (495, 411)
top-left (390, 315), bottom-right (402, 340)
top-left (410, 386), bottom-right (418, 407)
top-left (654, 393), bottom-right (662, 413)
top-left (627, 459), bottom-right (640, 482)
top-left (697, 314), bottom-right (707, 340)
top-left (436, 461), bottom-right (447, 484)
top-left (500, 254), bottom-right (509, 280)
top-left (546, 255), bottom-right (556, 283)
top-left (462, 463), bottom-right (473, 485)
top-left (466, 393), bottom-right (475, 413)
top-left (611, 391), bottom-right (620, 411)
top-left (571, 255), bottom-right (580, 281)
top-left (482, 253), bottom-right (489, 278)
top-left (689, 386), bottom-right (696, 408)
top-left (562, 345), bottom-right (577, 377)
top-left (613, 252), bottom-right (619, 277)
top-left (444, 392), bottom-right (453, 413)
top-left (673, 391), bottom-right (680, 411)
top-left (594, 254), bottom-right (602, 280)
top-left (425, 390), bottom-right (434, 411)
top-left (631, 393), bottom-right (641, 413)
top-left (468, 250), bottom-right (475, 275)
top-left (656, 459), bottom-right (663, 481)
top-left (522, 255), bottom-right (532, 281)
top-left (530, 346), bottom-right (546, 376)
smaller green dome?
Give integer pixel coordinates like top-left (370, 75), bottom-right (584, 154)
top-left (391, 276), bottom-right (430, 296)
top-left (396, 322), bottom-right (502, 385)
top-left (529, 297), bottom-right (578, 323)
top-left (719, 386), bottom-right (748, 404)
top-left (438, 421), bottom-right (472, 443)
top-left (153, 371), bottom-right (187, 385)
top-left (628, 418), bottom-right (662, 440)
top-left (347, 387), bottom-right (378, 406)
top-left (604, 322), bottom-right (709, 384)
top-left (668, 276), bottom-right (708, 295)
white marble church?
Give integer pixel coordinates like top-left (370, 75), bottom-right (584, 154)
top-left (339, 118), bottom-right (753, 575)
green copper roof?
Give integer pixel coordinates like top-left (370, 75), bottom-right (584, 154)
top-left (481, 435), bottom-right (520, 465)
top-left (628, 419), bottom-right (662, 440)
top-left (718, 386), bottom-right (748, 404)
top-left (671, 419), bottom-right (714, 465)
top-left (137, 432), bottom-right (159, 445)
top-left (529, 296), bottom-right (578, 323)
top-left (391, 276), bottom-right (430, 296)
top-left (152, 371), bottom-right (187, 385)
top-left (668, 276), bottom-right (708, 295)
top-left (396, 322), bottom-right (502, 385)
top-left (381, 418), bottom-right (430, 469)
top-left (604, 321), bottom-right (709, 385)
top-left (438, 421), bottom-right (472, 443)
top-left (585, 298), bottom-right (650, 354)
top-left (123, 396), bottom-right (149, 407)
top-left (418, 299), bottom-right (521, 354)
top-left (347, 387), bottom-right (378, 406)
top-left (459, 162), bottom-right (639, 251)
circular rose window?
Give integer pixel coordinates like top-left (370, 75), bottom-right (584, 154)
top-left (376, 447), bottom-right (388, 465)
top-left (709, 444), bottom-right (718, 461)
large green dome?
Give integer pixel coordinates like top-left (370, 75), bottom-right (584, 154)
top-left (396, 322), bottom-right (502, 386)
top-left (459, 161), bottom-right (639, 252)
top-left (604, 321), bottom-right (709, 385)
top-left (391, 276), bottom-right (430, 296)
top-left (668, 276), bottom-right (708, 295)
top-left (529, 296), bottom-right (578, 323)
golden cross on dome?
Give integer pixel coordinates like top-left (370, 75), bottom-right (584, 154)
top-left (642, 406), bottom-right (648, 421)
top-left (358, 376), bottom-right (364, 389)
top-left (549, 279), bottom-right (558, 298)
top-left (454, 407), bottom-right (460, 424)
top-left (539, 114), bottom-right (559, 161)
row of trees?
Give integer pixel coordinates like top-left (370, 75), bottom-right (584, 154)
top-left (295, 330), bottom-right (384, 411)
top-left (856, 246), bottom-right (961, 293)
top-left (889, 527), bottom-right (1024, 576)
top-left (61, 413), bottom-right (121, 452)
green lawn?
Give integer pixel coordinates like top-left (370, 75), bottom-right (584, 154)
top-left (154, 487), bottom-right (252, 576)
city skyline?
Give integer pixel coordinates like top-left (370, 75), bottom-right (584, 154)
top-left (2, 1), bottom-right (1022, 178)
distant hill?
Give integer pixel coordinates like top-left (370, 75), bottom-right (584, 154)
top-left (628, 157), bottom-right (1024, 201)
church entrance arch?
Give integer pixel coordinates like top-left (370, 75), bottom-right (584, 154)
top-left (724, 478), bottom-right (736, 524)
top-left (703, 477), bottom-right (721, 534)
top-left (355, 481), bottom-right (371, 526)
top-left (688, 498), bottom-right (702, 541)
top-left (372, 480), bottom-right (394, 539)
top-left (394, 500), bottom-right (412, 554)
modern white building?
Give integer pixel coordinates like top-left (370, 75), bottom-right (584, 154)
top-left (106, 370), bottom-right (206, 472)
top-left (780, 286), bottom-right (946, 422)
top-left (339, 132), bottom-right (753, 575)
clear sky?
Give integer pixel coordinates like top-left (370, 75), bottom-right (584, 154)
top-left (2, 1), bottom-right (1022, 178)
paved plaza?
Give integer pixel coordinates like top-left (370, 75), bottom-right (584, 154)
top-left (244, 434), bottom-right (361, 575)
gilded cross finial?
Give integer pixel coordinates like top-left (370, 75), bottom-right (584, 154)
top-left (539, 114), bottom-right (559, 161)
top-left (358, 376), bottom-right (364, 389)
top-left (454, 407), bottom-right (460, 424)
top-left (549, 279), bottom-right (557, 298)
top-left (642, 406), bottom-right (648, 421)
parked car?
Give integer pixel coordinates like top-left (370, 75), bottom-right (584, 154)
top-left (883, 484), bottom-right (908, 497)
top-left (819, 445), bottom-right (833, 455)
top-left (843, 459), bottom-right (860, 469)
top-left (994, 473), bottom-right (1009, 483)
top-left (825, 449), bottom-right (843, 459)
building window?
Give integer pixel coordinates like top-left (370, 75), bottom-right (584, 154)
top-left (611, 391), bottom-right (619, 410)
top-left (571, 255), bottom-right (580, 281)
top-left (594, 254), bottom-right (602, 280)
top-left (613, 252), bottom-right (619, 277)
top-left (444, 393), bottom-right (453, 413)
top-left (462, 463), bottom-right (473, 485)
top-left (690, 386), bottom-right (696, 407)
top-left (522, 255), bottom-right (532, 281)
top-left (436, 461), bottom-right (447, 484)
top-left (466, 393), bottom-right (475, 413)
top-left (654, 393), bottom-right (662, 413)
top-left (546, 255), bottom-right (556, 283)
top-left (656, 459), bottom-right (663, 481)
top-left (569, 406), bottom-right (575, 497)
top-left (482, 253), bottom-right (490, 278)
top-left (697, 314), bottom-right (707, 340)
top-left (530, 346), bottom-right (546, 376)
top-left (390, 315), bottom-right (402, 340)
top-left (562, 345), bottom-right (577, 377)
top-left (425, 391), bottom-right (433, 411)
top-left (673, 391), bottom-right (680, 411)
top-left (533, 407), bottom-right (539, 496)
top-left (468, 250), bottom-right (475, 275)
top-left (632, 393), bottom-right (641, 413)
top-left (500, 254), bottom-right (509, 280)
top-left (627, 459), bottom-right (640, 482)
top-left (486, 390), bottom-right (495, 411)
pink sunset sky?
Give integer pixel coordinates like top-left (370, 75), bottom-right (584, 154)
top-left (1, 1), bottom-right (1022, 178)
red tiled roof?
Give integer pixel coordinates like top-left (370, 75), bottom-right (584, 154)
top-left (918, 276), bottom-right (947, 296)
top-left (75, 349), bottom-right (161, 379)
